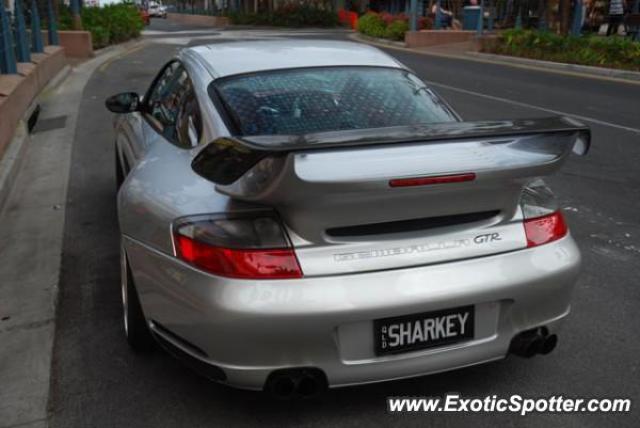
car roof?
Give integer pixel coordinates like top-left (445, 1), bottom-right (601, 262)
top-left (183, 40), bottom-right (406, 79)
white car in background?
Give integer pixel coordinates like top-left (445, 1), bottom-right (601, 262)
top-left (148, 1), bottom-right (167, 18)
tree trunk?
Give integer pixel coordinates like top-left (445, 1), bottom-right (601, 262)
top-left (72, 14), bottom-right (82, 30)
top-left (559, 0), bottom-right (571, 34)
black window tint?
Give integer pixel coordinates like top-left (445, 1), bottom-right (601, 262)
top-left (145, 62), bottom-right (202, 148)
top-left (213, 67), bottom-right (456, 136)
top-left (176, 89), bottom-right (203, 148)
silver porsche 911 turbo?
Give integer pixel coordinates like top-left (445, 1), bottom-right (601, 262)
top-left (106, 40), bottom-right (590, 398)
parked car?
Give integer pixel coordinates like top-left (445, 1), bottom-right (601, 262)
top-left (148, 1), bottom-right (167, 18)
top-left (106, 40), bottom-right (590, 398)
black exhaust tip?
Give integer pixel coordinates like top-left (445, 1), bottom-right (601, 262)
top-left (269, 375), bottom-right (296, 399)
top-left (540, 334), bottom-right (558, 355)
top-left (526, 336), bottom-right (545, 358)
top-left (297, 375), bottom-right (320, 398)
top-left (265, 368), bottom-right (327, 399)
top-left (509, 328), bottom-right (557, 358)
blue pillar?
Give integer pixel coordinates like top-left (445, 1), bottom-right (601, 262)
top-left (435, 0), bottom-right (442, 29)
top-left (488, 0), bottom-right (494, 31)
top-left (70, 0), bottom-right (82, 30)
top-left (571, 0), bottom-right (583, 36)
top-left (477, 0), bottom-right (484, 34)
top-left (409, 0), bottom-right (418, 31)
top-left (47, 0), bottom-right (59, 45)
top-left (14, 0), bottom-right (30, 62)
top-left (31, 0), bottom-right (44, 53)
top-left (1, 3), bottom-right (18, 73)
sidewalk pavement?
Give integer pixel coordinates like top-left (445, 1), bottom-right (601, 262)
top-left (350, 33), bottom-right (640, 85)
top-left (0, 41), bottom-right (144, 428)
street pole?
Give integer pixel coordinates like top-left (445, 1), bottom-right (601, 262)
top-left (14, 0), bottom-right (30, 63)
top-left (571, 0), bottom-right (583, 36)
top-left (477, 0), bottom-right (484, 35)
top-left (0, 3), bottom-right (18, 74)
top-left (30, 0), bottom-right (43, 53)
top-left (71, 0), bottom-right (82, 30)
top-left (47, 0), bottom-right (59, 46)
top-left (435, 0), bottom-right (441, 29)
top-left (409, 0), bottom-right (417, 31)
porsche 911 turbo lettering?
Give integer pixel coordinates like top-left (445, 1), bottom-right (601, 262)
top-left (106, 40), bottom-right (590, 398)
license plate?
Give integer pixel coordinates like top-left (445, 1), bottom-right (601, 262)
top-left (374, 305), bottom-right (475, 355)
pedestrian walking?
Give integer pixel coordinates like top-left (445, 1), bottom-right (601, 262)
top-left (606, 0), bottom-right (624, 35)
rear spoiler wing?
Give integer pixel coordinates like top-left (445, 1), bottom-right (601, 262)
top-left (192, 117), bottom-right (590, 185)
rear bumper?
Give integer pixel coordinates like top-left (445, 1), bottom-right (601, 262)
top-left (124, 234), bottom-right (581, 390)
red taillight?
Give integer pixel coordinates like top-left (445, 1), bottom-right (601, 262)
top-left (389, 173), bottom-right (476, 188)
top-left (523, 211), bottom-right (567, 248)
top-left (174, 234), bottom-right (302, 279)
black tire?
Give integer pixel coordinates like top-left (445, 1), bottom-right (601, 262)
top-left (122, 252), bottom-right (155, 352)
top-left (115, 150), bottom-right (125, 190)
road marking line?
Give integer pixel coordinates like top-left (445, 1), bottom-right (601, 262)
top-left (427, 80), bottom-right (640, 134)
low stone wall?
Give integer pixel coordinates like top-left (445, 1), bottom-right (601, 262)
top-left (405, 30), bottom-right (476, 48)
top-left (0, 46), bottom-right (67, 159)
top-left (477, 34), bottom-right (500, 52)
top-left (42, 30), bottom-right (94, 58)
top-left (167, 13), bottom-right (230, 27)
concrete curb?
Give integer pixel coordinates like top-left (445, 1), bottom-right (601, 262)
top-left (350, 32), bottom-right (640, 85)
top-left (0, 65), bottom-right (71, 215)
top-left (468, 51), bottom-right (640, 82)
top-left (0, 122), bottom-right (30, 215)
top-left (93, 37), bottom-right (145, 58)
top-left (39, 65), bottom-right (72, 98)
top-left (354, 33), bottom-right (406, 48)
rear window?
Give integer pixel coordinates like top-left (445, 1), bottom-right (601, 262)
top-left (211, 67), bottom-right (457, 136)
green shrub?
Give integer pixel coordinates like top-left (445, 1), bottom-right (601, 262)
top-left (384, 19), bottom-right (409, 41)
top-left (228, 5), bottom-right (338, 27)
top-left (486, 29), bottom-right (640, 71)
top-left (357, 13), bottom-right (386, 38)
top-left (357, 12), bottom-right (410, 41)
top-left (58, 3), bottom-right (143, 49)
top-left (90, 26), bottom-right (110, 49)
top-left (56, 6), bottom-right (73, 30)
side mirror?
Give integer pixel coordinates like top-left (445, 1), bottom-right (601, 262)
top-left (105, 92), bottom-right (141, 114)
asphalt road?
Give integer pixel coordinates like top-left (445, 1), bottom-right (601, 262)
top-left (49, 20), bottom-right (640, 427)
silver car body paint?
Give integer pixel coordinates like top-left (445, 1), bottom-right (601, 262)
top-left (114, 40), bottom-right (583, 390)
